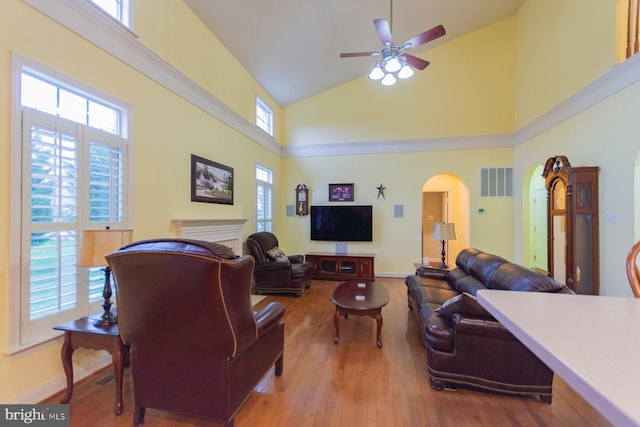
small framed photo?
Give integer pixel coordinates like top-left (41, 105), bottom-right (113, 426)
top-left (329, 183), bottom-right (354, 202)
top-left (191, 154), bottom-right (234, 205)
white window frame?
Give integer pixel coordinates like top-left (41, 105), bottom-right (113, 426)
top-left (8, 54), bottom-right (133, 353)
top-left (256, 164), bottom-right (273, 233)
top-left (89, 0), bottom-right (133, 29)
top-left (256, 97), bottom-right (274, 136)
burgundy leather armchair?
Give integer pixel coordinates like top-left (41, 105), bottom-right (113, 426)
top-left (246, 232), bottom-right (312, 296)
top-left (106, 239), bottom-right (284, 427)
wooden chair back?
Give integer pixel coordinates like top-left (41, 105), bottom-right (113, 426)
top-left (627, 241), bottom-right (640, 298)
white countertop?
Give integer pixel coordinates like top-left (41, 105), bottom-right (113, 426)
top-left (476, 290), bottom-right (640, 427)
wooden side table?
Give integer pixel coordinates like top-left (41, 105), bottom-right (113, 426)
top-left (53, 313), bottom-right (130, 415)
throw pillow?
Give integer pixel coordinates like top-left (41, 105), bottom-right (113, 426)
top-left (267, 246), bottom-right (289, 263)
top-left (436, 292), bottom-right (491, 318)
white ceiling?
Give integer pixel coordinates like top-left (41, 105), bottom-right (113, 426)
top-left (184, 0), bottom-right (525, 106)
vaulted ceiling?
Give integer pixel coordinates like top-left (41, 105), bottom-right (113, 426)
top-left (184, 0), bottom-right (525, 106)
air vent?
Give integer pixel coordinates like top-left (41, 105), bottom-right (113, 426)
top-left (480, 167), bottom-right (513, 197)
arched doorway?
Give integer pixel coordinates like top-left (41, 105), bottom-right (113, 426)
top-left (528, 164), bottom-right (547, 272)
top-left (422, 174), bottom-right (469, 266)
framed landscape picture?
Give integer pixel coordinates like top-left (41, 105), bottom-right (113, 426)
top-left (191, 154), bottom-right (234, 204)
top-left (329, 183), bottom-right (354, 202)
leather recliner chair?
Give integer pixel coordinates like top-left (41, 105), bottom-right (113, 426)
top-left (106, 238), bottom-right (285, 427)
top-left (246, 231), bottom-right (313, 296)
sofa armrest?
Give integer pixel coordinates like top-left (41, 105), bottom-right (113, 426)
top-left (451, 313), bottom-right (514, 340)
top-left (287, 254), bottom-right (304, 263)
top-left (254, 302), bottom-right (285, 336)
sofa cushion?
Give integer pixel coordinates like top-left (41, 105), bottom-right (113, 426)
top-left (407, 274), bottom-right (453, 291)
top-left (455, 248), bottom-right (482, 273)
top-left (453, 275), bottom-right (486, 295)
top-left (468, 252), bottom-right (508, 284)
top-left (414, 283), bottom-right (460, 307)
top-left (445, 268), bottom-right (467, 288)
top-left (489, 263), bottom-right (564, 292)
top-left (436, 292), bottom-right (492, 318)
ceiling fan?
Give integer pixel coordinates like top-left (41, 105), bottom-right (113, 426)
top-left (340, 11), bottom-right (445, 86)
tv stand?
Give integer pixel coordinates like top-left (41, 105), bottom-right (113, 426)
top-left (305, 252), bottom-right (375, 281)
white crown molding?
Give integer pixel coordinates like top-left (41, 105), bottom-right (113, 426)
top-left (281, 133), bottom-right (514, 157)
top-left (22, 0), bottom-right (640, 157)
top-left (22, 0), bottom-right (281, 156)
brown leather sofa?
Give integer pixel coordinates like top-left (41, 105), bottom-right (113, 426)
top-left (405, 248), bottom-right (573, 403)
top-left (106, 238), bottom-right (285, 427)
top-left (246, 231), bottom-right (313, 296)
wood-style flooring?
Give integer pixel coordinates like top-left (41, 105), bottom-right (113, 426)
top-left (42, 278), bottom-right (612, 426)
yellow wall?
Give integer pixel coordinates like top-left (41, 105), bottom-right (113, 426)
top-left (134, 1), bottom-right (282, 139)
top-left (1, 0), bottom-right (639, 405)
top-left (0, 0), bottom-right (277, 402)
top-left (278, 147), bottom-right (515, 273)
top-left (283, 17), bottom-right (517, 145)
top-left (514, 0), bottom-right (615, 128)
top-left (513, 0), bottom-right (639, 296)
top-left (277, 18), bottom-right (520, 272)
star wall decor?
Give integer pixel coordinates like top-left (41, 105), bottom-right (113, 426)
top-left (376, 184), bottom-right (386, 199)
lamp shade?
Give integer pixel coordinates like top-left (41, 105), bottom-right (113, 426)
top-left (368, 64), bottom-right (385, 80)
top-left (433, 223), bottom-right (456, 241)
top-left (397, 64), bottom-right (414, 79)
top-left (381, 73), bottom-right (397, 86)
top-left (77, 229), bottom-right (132, 267)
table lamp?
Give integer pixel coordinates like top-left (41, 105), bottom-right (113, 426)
top-left (433, 222), bottom-right (456, 268)
top-left (78, 227), bottom-right (132, 326)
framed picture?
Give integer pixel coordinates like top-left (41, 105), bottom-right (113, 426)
top-left (191, 154), bottom-right (234, 205)
top-left (329, 183), bottom-right (354, 202)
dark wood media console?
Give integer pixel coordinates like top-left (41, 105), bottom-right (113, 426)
top-left (305, 252), bottom-right (375, 281)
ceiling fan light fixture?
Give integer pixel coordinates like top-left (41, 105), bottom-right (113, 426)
top-left (383, 56), bottom-right (402, 73)
top-left (398, 64), bottom-right (414, 79)
top-left (368, 64), bottom-right (385, 80)
top-left (381, 73), bottom-right (396, 86)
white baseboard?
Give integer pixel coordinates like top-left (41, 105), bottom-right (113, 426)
top-left (374, 272), bottom-right (413, 279)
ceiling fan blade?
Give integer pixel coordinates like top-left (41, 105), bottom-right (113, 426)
top-left (405, 54), bottom-right (430, 70)
top-left (374, 19), bottom-right (394, 45)
top-left (340, 51), bottom-right (379, 58)
top-left (402, 25), bottom-right (446, 50)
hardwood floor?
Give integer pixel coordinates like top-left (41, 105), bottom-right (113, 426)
top-left (42, 278), bottom-right (612, 426)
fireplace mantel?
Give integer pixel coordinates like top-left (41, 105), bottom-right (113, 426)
top-left (172, 219), bottom-right (247, 255)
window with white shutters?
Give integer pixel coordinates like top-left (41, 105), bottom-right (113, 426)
top-left (256, 165), bottom-right (273, 232)
top-left (12, 66), bottom-right (131, 349)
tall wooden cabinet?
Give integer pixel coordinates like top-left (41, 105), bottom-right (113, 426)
top-left (543, 156), bottom-right (599, 295)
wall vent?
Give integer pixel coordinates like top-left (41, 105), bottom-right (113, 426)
top-left (480, 167), bottom-right (514, 197)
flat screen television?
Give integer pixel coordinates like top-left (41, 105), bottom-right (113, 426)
top-left (310, 205), bottom-right (373, 242)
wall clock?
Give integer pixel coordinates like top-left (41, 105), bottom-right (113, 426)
top-left (295, 184), bottom-right (309, 216)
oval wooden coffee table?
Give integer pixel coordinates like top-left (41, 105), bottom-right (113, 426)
top-left (331, 280), bottom-right (389, 348)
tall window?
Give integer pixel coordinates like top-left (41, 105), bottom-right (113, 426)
top-left (14, 66), bottom-right (130, 349)
top-left (256, 165), bottom-right (273, 232)
top-left (256, 97), bottom-right (273, 136)
top-left (90, 0), bottom-right (132, 28)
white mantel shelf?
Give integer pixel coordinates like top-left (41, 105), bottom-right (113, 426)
top-left (172, 219), bottom-right (247, 255)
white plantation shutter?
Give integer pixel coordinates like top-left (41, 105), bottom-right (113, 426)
top-left (256, 165), bottom-right (273, 232)
top-left (21, 108), bottom-right (128, 344)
